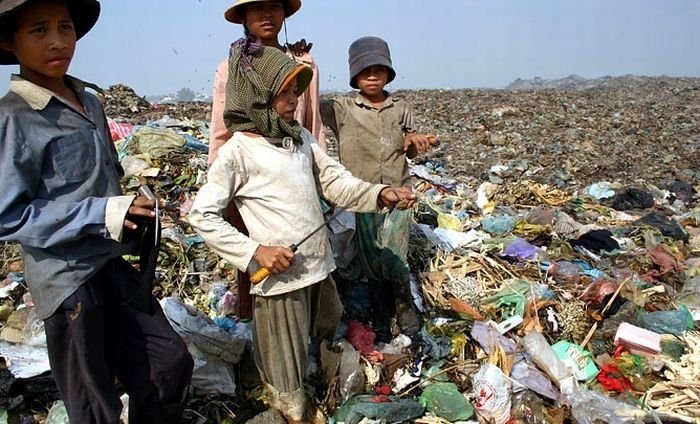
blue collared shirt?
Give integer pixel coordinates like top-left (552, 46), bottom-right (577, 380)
top-left (0, 75), bottom-right (133, 319)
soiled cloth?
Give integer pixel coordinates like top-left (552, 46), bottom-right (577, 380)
top-left (253, 277), bottom-right (343, 421)
top-left (188, 129), bottom-right (386, 297)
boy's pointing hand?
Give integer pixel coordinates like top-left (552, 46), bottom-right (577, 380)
top-left (379, 187), bottom-right (416, 210)
top-left (403, 132), bottom-right (432, 158)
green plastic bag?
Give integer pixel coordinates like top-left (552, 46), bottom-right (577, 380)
top-left (419, 382), bottom-right (474, 422)
top-left (332, 394), bottom-right (424, 424)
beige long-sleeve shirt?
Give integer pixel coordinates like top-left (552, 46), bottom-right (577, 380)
top-left (208, 51), bottom-right (326, 165)
top-left (189, 129), bottom-right (386, 296)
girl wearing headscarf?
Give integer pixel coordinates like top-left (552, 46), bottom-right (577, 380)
top-left (189, 38), bottom-right (416, 422)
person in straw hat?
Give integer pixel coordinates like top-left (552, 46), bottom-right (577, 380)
top-left (189, 37), bottom-right (417, 423)
top-left (0, 0), bottom-right (193, 422)
top-left (209, 0), bottom-right (326, 322)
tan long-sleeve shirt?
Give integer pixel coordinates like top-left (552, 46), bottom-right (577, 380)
top-left (189, 129), bottom-right (386, 296)
top-left (208, 51), bottom-right (326, 164)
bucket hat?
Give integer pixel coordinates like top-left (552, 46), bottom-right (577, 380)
top-left (0, 0), bottom-right (100, 65)
top-left (224, 0), bottom-right (301, 24)
top-left (348, 36), bottom-right (396, 89)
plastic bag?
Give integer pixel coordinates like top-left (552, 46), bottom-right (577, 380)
top-left (419, 382), bottom-right (474, 422)
top-left (472, 363), bottom-right (512, 424)
top-left (548, 261), bottom-right (581, 285)
top-left (638, 306), bottom-right (695, 336)
top-left (482, 215), bottom-right (517, 235)
top-left (160, 297), bottom-right (245, 395)
top-left (565, 384), bottom-right (652, 424)
top-left (45, 400), bottom-right (69, 424)
top-left (520, 331), bottom-right (572, 385)
top-left (336, 340), bottom-right (366, 403)
top-left (676, 276), bottom-right (700, 318)
top-left (503, 238), bottom-right (543, 261)
top-left (354, 209), bottom-right (411, 283)
top-left (333, 394), bottom-right (424, 424)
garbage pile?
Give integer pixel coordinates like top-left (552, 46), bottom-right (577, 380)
top-left (0, 76), bottom-right (699, 423)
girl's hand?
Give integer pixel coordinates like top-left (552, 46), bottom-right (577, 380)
top-left (253, 245), bottom-right (295, 274)
top-left (379, 187), bottom-right (416, 209)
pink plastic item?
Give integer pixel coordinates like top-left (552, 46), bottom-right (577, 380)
top-left (614, 322), bottom-right (661, 355)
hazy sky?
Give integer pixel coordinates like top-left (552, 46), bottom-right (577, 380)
top-left (1, 0), bottom-right (699, 96)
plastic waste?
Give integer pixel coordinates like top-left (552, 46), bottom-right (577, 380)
top-left (481, 215), bottom-right (517, 234)
top-left (433, 228), bottom-right (483, 250)
top-left (564, 384), bottom-right (652, 424)
top-left (611, 187), bottom-right (655, 210)
top-left (548, 261), bottom-right (581, 285)
top-left (638, 306), bottom-right (695, 336)
top-left (45, 400), bottom-right (69, 424)
top-left (160, 297), bottom-right (245, 395)
top-left (332, 394), bottom-right (424, 424)
top-left (437, 213), bottom-right (463, 231)
top-left (120, 155), bottom-right (152, 177)
top-left (131, 126), bottom-right (186, 159)
top-left (524, 206), bottom-right (554, 225)
top-left (510, 361), bottom-right (559, 400)
top-left (21, 307), bottom-right (46, 347)
top-left (347, 320), bottom-right (379, 357)
top-left (676, 276), bottom-right (700, 318)
top-left (421, 360), bottom-right (450, 383)
top-left (470, 321), bottom-right (522, 361)
top-left (586, 182), bottom-right (615, 200)
top-left (552, 341), bottom-right (598, 381)
top-left (419, 382), bottom-right (474, 422)
top-left (337, 340), bottom-right (366, 403)
top-left (472, 363), bottom-right (511, 424)
top-left (481, 280), bottom-right (530, 318)
top-left (520, 331), bottom-right (572, 384)
top-left (419, 325), bottom-right (452, 360)
top-left (634, 211), bottom-right (689, 241)
top-left (209, 283), bottom-right (238, 317)
top-left (503, 238), bottom-right (542, 261)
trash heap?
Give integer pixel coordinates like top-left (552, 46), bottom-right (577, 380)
top-left (0, 76), bottom-right (699, 423)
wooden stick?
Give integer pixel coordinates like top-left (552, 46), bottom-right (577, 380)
top-left (581, 278), bottom-right (629, 349)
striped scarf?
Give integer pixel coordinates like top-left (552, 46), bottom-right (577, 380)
top-left (223, 36), bottom-right (303, 143)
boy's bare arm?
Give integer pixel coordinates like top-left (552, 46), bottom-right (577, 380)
top-left (403, 132), bottom-right (433, 159)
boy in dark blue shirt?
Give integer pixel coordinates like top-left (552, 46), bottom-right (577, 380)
top-left (0, 1), bottom-right (192, 422)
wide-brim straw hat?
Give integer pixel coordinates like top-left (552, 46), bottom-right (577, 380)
top-left (0, 0), bottom-right (100, 65)
top-left (224, 0), bottom-right (301, 24)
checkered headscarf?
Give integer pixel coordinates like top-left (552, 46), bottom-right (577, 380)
top-left (223, 36), bottom-right (311, 144)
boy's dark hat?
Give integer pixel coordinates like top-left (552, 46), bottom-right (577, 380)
top-left (0, 0), bottom-right (101, 65)
top-left (224, 0), bottom-right (301, 24)
top-left (348, 36), bottom-right (396, 89)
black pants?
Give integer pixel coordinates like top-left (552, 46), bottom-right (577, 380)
top-left (43, 261), bottom-right (193, 424)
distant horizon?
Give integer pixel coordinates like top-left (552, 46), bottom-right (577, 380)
top-left (139, 72), bottom-right (700, 100)
top-left (1, 0), bottom-right (699, 96)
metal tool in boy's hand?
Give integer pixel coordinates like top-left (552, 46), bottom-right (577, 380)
top-left (250, 209), bottom-right (342, 284)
